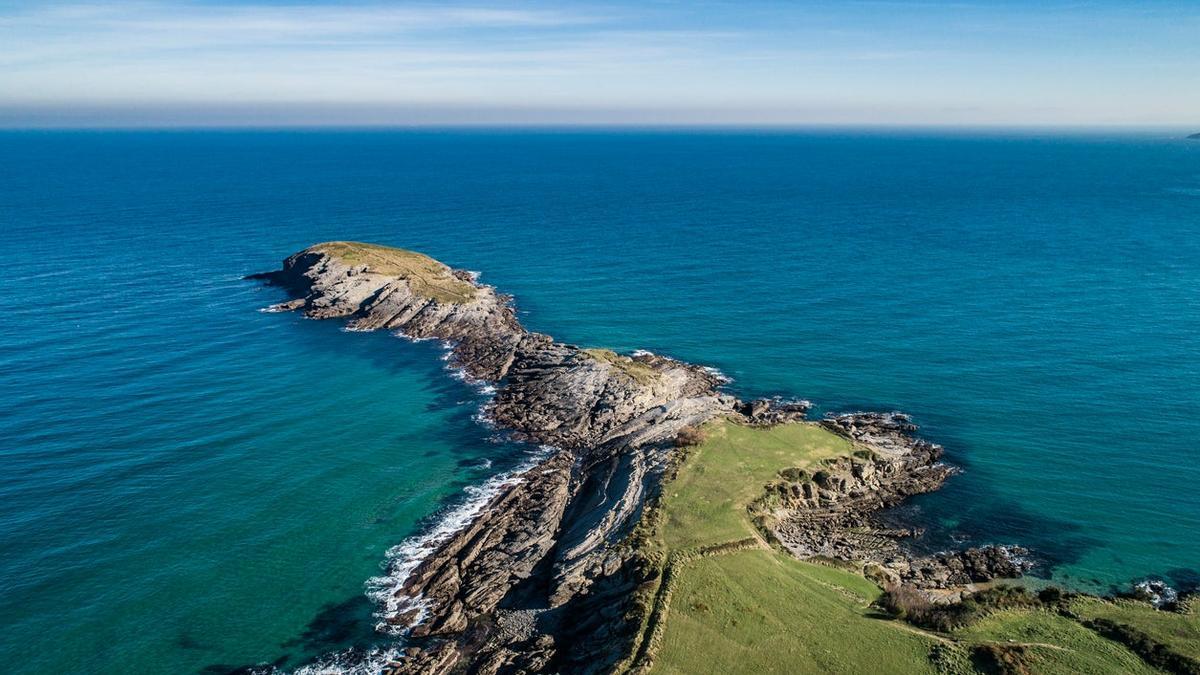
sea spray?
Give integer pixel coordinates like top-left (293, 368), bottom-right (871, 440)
top-left (292, 644), bottom-right (405, 675)
top-left (364, 445), bottom-right (555, 635)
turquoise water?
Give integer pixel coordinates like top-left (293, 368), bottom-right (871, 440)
top-left (2, 129), bottom-right (1198, 672)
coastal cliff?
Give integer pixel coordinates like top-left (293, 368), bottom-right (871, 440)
top-left (251, 242), bottom-right (1028, 674)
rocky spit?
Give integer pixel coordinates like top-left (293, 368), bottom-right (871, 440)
top-left (250, 243), bottom-right (1027, 674)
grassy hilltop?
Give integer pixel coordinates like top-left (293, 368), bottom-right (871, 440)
top-left (619, 419), bottom-right (1199, 675)
top-left (312, 241), bottom-right (477, 304)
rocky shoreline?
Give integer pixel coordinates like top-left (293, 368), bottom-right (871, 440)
top-left (250, 242), bottom-right (1029, 674)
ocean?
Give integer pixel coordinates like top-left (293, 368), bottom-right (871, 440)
top-left (1, 129), bottom-right (1198, 673)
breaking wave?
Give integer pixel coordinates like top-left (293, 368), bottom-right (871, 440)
top-left (364, 445), bottom-right (554, 635)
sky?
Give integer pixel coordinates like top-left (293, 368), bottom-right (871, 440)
top-left (0, 0), bottom-right (1197, 127)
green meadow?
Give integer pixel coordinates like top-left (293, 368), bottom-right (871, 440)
top-left (621, 418), bottom-right (1198, 675)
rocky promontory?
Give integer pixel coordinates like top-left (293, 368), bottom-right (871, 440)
top-left (764, 412), bottom-right (1029, 595)
top-left (250, 242), bottom-right (1028, 674)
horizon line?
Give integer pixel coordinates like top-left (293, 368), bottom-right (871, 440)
top-left (0, 123), bottom-right (1194, 133)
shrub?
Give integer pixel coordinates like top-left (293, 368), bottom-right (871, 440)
top-left (971, 643), bottom-right (1034, 675)
top-left (778, 467), bottom-right (809, 482)
top-left (928, 642), bottom-right (974, 675)
top-left (877, 585), bottom-right (1038, 632)
top-left (878, 585), bottom-right (928, 620)
top-left (673, 426), bottom-right (707, 447)
top-left (970, 585), bottom-right (1041, 612)
top-left (877, 586), bottom-right (973, 630)
top-left (1037, 586), bottom-right (1066, 605)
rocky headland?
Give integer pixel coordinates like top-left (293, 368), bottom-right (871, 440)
top-left (250, 242), bottom-right (1029, 674)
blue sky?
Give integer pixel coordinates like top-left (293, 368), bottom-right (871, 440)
top-left (0, 0), bottom-right (1197, 127)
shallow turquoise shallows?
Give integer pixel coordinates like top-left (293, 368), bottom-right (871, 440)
top-left (2, 129), bottom-right (1198, 673)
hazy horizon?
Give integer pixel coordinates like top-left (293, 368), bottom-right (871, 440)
top-left (2, 0), bottom-right (1198, 128)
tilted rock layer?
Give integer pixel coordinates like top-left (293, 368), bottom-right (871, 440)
top-left (251, 242), bottom-right (1026, 674)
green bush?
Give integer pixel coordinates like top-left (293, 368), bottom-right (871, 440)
top-left (971, 643), bottom-right (1034, 675)
top-left (877, 586), bottom-right (974, 631)
top-left (878, 585), bottom-right (1046, 633)
top-left (673, 426), bottom-right (707, 447)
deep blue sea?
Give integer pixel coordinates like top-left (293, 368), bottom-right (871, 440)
top-left (2, 129), bottom-right (1198, 673)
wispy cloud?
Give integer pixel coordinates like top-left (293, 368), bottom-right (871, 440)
top-left (0, 1), bottom-right (1197, 126)
top-left (0, 2), bottom-right (757, 105)
top-left (0, 3), bottom-right (606, 63)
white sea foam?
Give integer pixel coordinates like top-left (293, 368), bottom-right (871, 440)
top-left (291, 644), bottom-right (405, 675)
top-left (258, 304), bottom-right (292, 313)
top-left (472, 405), bottom-right (496, 429)
top-left (702, 365), bottom-right (732, 383)
top-left (1133, 579), bottom-right (1179, 608)
top-left (431, 341), bottom-right (500, 398)
top-left (364, 446), bottom-right (553, 635)
top-left (630, 349), bottom-right (655, 357)
top-left (298, 309), bottom-right (527, 669)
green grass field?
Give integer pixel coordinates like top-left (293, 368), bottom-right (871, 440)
top-left (654, 548), bottom-right (937, 674)
top-left (658, 420), bottom-right (853, 550)
top-left (580, 348), bottom-right (661, 385)
top-left (627, 418), bottom-right (1196, 675)
top-left (956, 609), bottom-right (1157, 674)
top-left (639, 419), bottom-right (938, 674)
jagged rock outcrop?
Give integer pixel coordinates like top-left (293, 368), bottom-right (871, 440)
top-left (393, 451), bottom-right (574, 638)
top-left (735, 398), bottom-right (812, 425)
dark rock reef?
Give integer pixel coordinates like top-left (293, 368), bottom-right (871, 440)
top-left (251, 242), bottom-right (1027, 674)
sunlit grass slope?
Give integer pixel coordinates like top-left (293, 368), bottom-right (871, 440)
top-left (313, 241), bottom-right (476, 303)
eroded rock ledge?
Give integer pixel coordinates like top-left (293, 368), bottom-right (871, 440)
top-left (250, 242), bottom-right (1027, 674)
